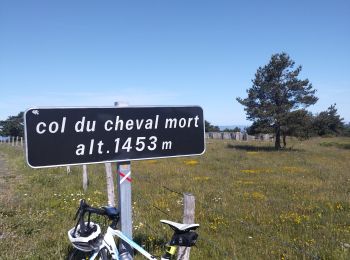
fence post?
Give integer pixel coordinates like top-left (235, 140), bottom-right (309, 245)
top-left (105, 162), bottom-right (116, 207)
top-left (82, 164), bottom-right (88, 192)
top-left (177, 193), bottom-right (195, 260)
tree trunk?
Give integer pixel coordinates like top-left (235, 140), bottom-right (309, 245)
top-left (282, 134), bottom-right (287, 148)
top-left (275, 126), bottom-right (281, 149)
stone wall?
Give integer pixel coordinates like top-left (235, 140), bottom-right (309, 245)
top-left (206, 132), bottom-right (273, 141)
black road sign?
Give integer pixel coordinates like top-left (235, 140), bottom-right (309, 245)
top-left (24, 106), bottom-right (205, 168)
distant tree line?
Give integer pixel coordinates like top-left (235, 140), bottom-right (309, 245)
top-left (204, 121), bottom-right (241, 132)
top-left (206, 106), bottom-right (349, 139)
top-left (205, 120), bottom-right (220, 132)
top-left (0, 112), bottom-right (24, 137)
top-left (246, 104), bottom-right (348, 138)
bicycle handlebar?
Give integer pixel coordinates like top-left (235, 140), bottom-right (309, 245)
top-left (74, 199), bottom-right (120, 225)
top-left (72, 199), bottom-right (120, 236)
top-left (74, 199), bottom-right (107, 218)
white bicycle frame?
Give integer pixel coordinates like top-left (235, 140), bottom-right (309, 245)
top-left (89, 226), bottom-right (165, 260)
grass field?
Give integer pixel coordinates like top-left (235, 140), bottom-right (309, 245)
top-left (0, 137), bottom-right (350, 259)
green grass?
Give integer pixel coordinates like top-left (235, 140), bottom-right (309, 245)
top-left (0, 137), bottom-right (350, 259)
top-left (319, 141), bottom-right (350, 150)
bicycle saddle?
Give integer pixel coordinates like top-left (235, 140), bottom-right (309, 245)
top-left (160, 220), bottom-right (199, 232)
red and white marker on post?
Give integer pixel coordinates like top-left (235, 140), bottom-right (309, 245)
top-left (119, 169), bottom-right (132, 184)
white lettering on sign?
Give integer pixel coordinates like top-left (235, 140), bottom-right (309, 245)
top-left (104, 120), bottom-right (113, 131)
top-left (49, 122), bottom-right (59, 133)
top-left (165, 115), bottom-right (199, 128)
top-left (103, 115), bottom-right (160, 131)
top-left (74, 135), bottom-right (169, 156)
top-left (75, 117), bottom-right (96, 132)
top-left (35, 117), bottom-right (66, 134)
top-left (36, 122), bottom-right (46, 134)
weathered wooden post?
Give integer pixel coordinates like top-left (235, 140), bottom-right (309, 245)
top-left (115, 101), bottom-right (133, 259)
top-left (105, 162), bottom-right (116, 206)
top-left (177, 193), bottom-right (195, 260)
top-left (82, 164), bottom-right (88, 192)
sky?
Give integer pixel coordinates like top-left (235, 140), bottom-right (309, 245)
top-left (1, 0), bottom-right (349, 126)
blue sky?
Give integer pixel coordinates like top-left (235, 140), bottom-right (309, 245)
top-left (1, 0), bottom-right (349, 125)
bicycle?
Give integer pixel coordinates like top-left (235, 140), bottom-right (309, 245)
top-left (68, 199), bottom-right (199, 260)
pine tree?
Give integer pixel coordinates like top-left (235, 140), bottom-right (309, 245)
top-left (312, 104), bottom-right (344, 136)
top-left (237, 53), bottom-right (318, 149)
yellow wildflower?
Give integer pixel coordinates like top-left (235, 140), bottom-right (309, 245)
top-left (251, 191), bottom-right (267, 200)
top-left (184, 160), bottom-right (199, 166)
top-left (246, 152), bottom-right (259, 155)
top-left (146, 160), bottom-right (158, 164)
top-left (241, 168), bottom-right (272, 174)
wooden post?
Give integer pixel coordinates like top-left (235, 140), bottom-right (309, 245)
top-left (115, 101), bottom-right (133, 259)
top-left (82, 165), bottom-right (88, 191)
top-left (177, 193), bottom-right (195, 260)
top-left (105, 162), bottom-right (116, 207)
